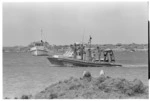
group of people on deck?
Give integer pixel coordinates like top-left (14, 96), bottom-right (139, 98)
top-left (70, 43), bottom-right (114, 62)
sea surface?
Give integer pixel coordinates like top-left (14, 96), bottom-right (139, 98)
top-left (3, 51), bottom-right (148, 98)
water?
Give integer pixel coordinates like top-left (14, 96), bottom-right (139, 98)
top-left (3, 51), bottom-right (148, 98)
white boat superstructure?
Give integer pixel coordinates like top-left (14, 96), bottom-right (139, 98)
top-left (30, 29), bottom-right (49, 56)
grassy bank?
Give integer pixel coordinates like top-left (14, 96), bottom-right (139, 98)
top-left (8, 71), bottom-right (148, 99)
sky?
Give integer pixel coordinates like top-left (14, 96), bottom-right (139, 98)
top-left (3, 2), bottom-right (148, 46)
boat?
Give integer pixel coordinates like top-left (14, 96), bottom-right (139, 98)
top-left (47, 36), bottom-right (122, 67)
top-left (30, 40), bottom-right (49, 56)
top-left (30, 29), bottom-right (49, 56)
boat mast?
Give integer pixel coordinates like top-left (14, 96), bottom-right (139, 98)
top-left (82, 29), bottom-right (85, 45)
top-left (88, 35), bottom-right (92, 61)
top-left (81, 30), bottom-right (85, 60)
top-left (41, 29), bottom-right (43, 41)
top-left (89, 35), bottom-right (92, 49)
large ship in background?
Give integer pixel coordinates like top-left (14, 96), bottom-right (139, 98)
top-left (30, 29), bottom-right (49, 56)
top-left (47, 36), bottom-right (122, 67)
top-left (30, 40), bottom-right (49, 56)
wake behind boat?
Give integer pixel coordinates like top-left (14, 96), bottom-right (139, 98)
top-left (47, 36), bottom-right (122, 67)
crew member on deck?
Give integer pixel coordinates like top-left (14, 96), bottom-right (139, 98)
top-left (73, 43), bottom-right (77, 59)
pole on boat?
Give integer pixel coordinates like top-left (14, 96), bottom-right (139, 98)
top-left (82, 29), bottom-right (85, 45)
top-left (41, 29), bottom-right (43, 41)
top-left (81, 32), bottom-right (85, 60)
top-left (74, 43), bottom-right (77, 59)
top-left (82, 34), bottom-right (84, 45)
top-left (89, 35), bottom-right (92, 49)
top-left (88, 35), bottom-right (92, 61)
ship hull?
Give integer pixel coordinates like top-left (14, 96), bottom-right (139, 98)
top-left (30, 46), bottom-right (48, 56)
top-left (47, 56), bottom-right (122, 67)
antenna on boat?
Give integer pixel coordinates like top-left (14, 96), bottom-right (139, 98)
top-left (82, 29), bottom-right (85, 45)
top-left (41, 29), bottom-right (47, 42)
top-left (41, 29), bottom-right (43, 41)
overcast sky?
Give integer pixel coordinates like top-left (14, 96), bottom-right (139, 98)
top-left (3, 2), bottom-right (148, 46)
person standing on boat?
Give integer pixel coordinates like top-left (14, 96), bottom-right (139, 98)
top-left (104, 51), bottom-right (109, 62)
top-left (109, 50), bottom-right (115, 62)
top-left (73, 43), bottom-right (77, 59)
top-left (92, 50), bottom-right (96, 62)
top-left (41, 40), bottom-right (43, 46)
top-left (86, 48), bottom-right (92, 61)
top-left (94, 47), bottom-right (98, 62)
top-left (96, 46), bottom-right (101, 62)
top-left (80, 44), bottom-right (85, 60)
top-left (83, 48), bottom-right (86, 61)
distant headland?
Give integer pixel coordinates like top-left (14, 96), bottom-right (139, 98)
top-left (3, 42), bottom-right (148, 53)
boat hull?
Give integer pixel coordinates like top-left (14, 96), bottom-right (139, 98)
top-left (47, 56), bottom-right (122, 67)
top-left (30, 46), bottom-right (48, 56)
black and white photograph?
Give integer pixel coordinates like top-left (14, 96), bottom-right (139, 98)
top-left (2, 1), bottom-right (149, 99)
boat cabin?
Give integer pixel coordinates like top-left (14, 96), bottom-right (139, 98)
top-left (34, 40), bottom-right (44, 46)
